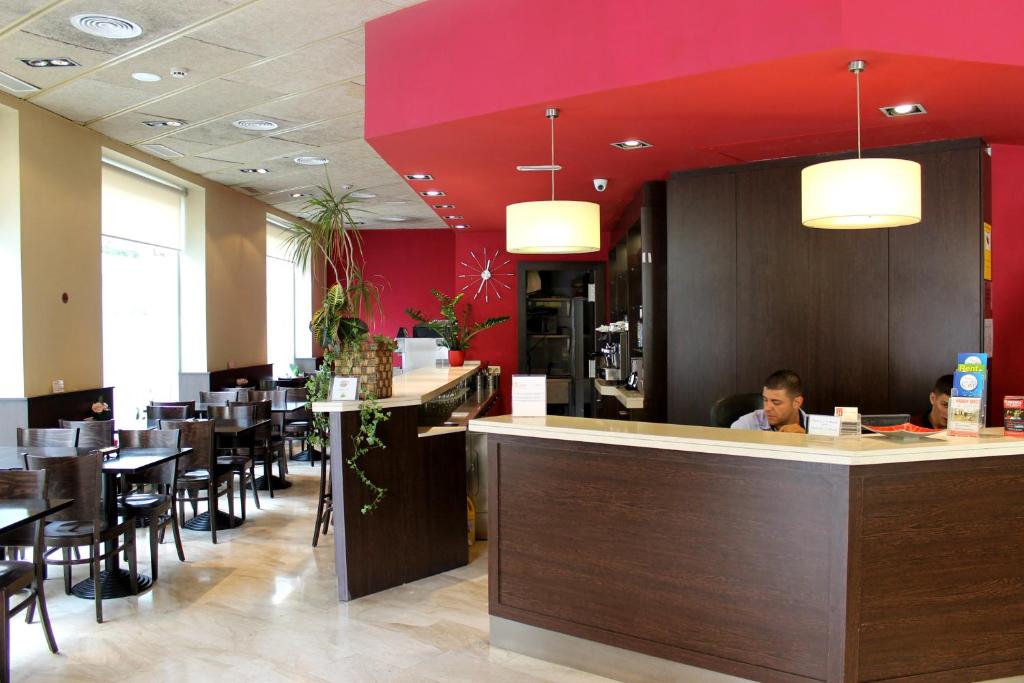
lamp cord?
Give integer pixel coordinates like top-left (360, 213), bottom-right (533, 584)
top-left (855, 68), bottom-right (861, 159)
top-left (550, 113), bottom-right (555, 200)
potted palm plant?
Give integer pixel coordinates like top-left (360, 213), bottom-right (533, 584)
top-left (405, 290), bottom-right (509, 367)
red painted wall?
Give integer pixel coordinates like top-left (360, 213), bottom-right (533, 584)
top-left (990, 144), bottom-right (1024, 425)
top-left (356, 230), bottom-right (455, 338)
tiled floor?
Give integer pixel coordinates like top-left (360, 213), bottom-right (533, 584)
top-left (9, 463), bottom-right (614, 683)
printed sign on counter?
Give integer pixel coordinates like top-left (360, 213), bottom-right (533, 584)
top-left (512, 375), bottom-right (547, 417)
top-left (329, 377), bottom-right (359, 401)
top-left (807, 414), bottom-right (842, 437)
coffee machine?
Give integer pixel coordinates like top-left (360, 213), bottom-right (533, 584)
top-left (596, 329), bottom-right (629, 383)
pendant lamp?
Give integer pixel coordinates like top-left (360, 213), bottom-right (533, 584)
top-left (506, 108), bottom-right (600, 253)
top-left (801, 60), bottom-right (921, 229)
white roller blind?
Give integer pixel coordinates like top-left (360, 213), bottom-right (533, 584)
top-left (101, 162), bottom-right (184, 249)
top-left (266, 222), bottom-right (294, 260)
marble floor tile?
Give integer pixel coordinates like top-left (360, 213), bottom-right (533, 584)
top-left (7, 465), bottom-right (614, 683)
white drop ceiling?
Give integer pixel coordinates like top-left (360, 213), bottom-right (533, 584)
top-left (0, 0), bottom-right (442, 229)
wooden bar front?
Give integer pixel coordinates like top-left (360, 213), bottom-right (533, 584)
top-left (486, 433), bottom-right (1024, 682)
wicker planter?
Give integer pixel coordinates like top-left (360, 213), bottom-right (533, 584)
top-left (334, 337), bottom-right (394, 399)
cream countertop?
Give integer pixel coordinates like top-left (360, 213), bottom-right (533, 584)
top-left (594, 379), bottom-right (643, 409)
top-left (313, 362), bottom-right (480, 413)
top-left (468, 415), bottom-right (1024, 466)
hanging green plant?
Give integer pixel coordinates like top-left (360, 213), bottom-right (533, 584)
top-left (348, 395), bottom-right (390, 514)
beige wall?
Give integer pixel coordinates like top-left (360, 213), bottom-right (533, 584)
top-left (0, 91), bottom-right (294, 398)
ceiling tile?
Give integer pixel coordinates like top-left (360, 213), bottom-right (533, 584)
top-left (88, 110), bottom-right (186, 144)
top-left (19, 0), bottom-right (251, 55)
top-left (222, 33), bottom-right (363, 92)
top-left (189, 0), bottom-right (396, 58)
top-left (172, 155), bottom-right (241, 174)
top-left (272, 111), bottom-right (363, 146)
top-left (0, 1), bottom-right (54, 30)
top-left (138, 136), bottom-right (219, 157)
top-left (0, 30), bottom-right (109, 90)
top-left (32, 76), bottom-right (155, 122)
top-left (137, 77), bottom-right (286, 126)
top-left (250, 79), bottom-right (363, 121)
top-left (161, 110), bottom-right (303, 147)
top-left (200, 135), bottom-right (316, 164)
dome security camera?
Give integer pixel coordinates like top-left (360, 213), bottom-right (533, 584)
top-left (593, 178), bottom-right (608, 192)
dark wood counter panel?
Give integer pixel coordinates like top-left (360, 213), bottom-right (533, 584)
top-left (484, 429), bottom-right (1024, 682)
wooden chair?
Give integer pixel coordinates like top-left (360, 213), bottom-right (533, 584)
top-left (251, 390), bottom-right (288, 475)
top-left (117, 429), bottom-right (184, 581)
top-left (283, 388), bottom-right (312, 464)
top-left (161, 420), bottom-right (235, 544)
top-left (58, 420), bottom-right (113, 449)
top-left (312, 444), bottom-right (333, 547)
top-left (145, 405), bottom-right (187, 428)
top-left (208, 405), bottom-right (260, 516)
top-left (229, 400), bottom-right (286, 498)
top-left (149, 401), bottom-right (196, 418)
top-left (0, 471), bottom-right (58, 681)
top-left (16, 428), bottom-right (78, 448)
top-left (199, 390), bottom-right (238, 406)
top-left (24, 452), bottom-right (138, 624)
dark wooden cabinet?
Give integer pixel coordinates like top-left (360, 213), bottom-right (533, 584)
top-left (667, 139), bottom-right (987, 425)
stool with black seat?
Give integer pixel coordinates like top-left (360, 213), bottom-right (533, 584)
top-left (710, 393), bottom-right (764, 428)
top-left (0, 470), bottom-right (58, 681)
top-left (117, 429), bottom-right (185, 581)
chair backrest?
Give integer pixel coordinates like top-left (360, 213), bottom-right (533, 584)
top-left (146, 405), bottom-right (188, 428)
top-left (200, 390), bottom-right (239, 406)
top-left (59, 420), bottom-right (114, 448)
top-left (17, 427), bottom-right (79, 447)
top-left (251, 389), bottom-right (285, 403)
top-left (208, 404), bottom-right (253, 422)
top-left (150, 400), bottom-right (196, 418)
top-left (25, 451), bottom-right (102, 525)
top-left (710, 393), bottom-right (765, 428)
top-left (284, 387), bottom-right (308, 402)
top-left (230, 400), bottom-right (271, 421)
top-left (119, 429), bottom-right (181, 487)
top-left (0, 470), bottom-right (47, 550)
top-left (160, 419), bottom-right (215, 472)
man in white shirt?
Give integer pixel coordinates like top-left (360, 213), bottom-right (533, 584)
top-left (731, 370), bottom-right (808, 433)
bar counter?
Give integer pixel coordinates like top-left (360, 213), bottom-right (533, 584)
top-left (470, 415), bottom-right (1024, 682)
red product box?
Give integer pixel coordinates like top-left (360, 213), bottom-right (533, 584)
top-left (1005, 396), bottom-right (1024, 436)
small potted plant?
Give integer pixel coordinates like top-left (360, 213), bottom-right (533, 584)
top-left (405, 290), bottom-right (509, 367)
top-left (90, 396), bottom-right (111, 421)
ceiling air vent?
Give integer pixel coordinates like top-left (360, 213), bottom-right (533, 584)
top-left (294, 156), bottom-right (329, 166)
top-left (139, 144), bottom-right (183, 160)
top-left (70, 14), bottom-right (143, 39)
top-left (0, 70), bottom-right (39, 94)
top-left (232, 119), bottom-right (278, 131)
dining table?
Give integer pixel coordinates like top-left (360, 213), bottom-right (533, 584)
top-left (216, 416), bottom-right (292, 493)
top-left (0, 498), bottom-right (73, 534)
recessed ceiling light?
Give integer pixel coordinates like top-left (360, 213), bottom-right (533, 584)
top-left (70, 14), bottom-right (143, 39)
top-left (420, 190), bottom-right (446, 197)
top-left (291, 192), bottom-right (311, 198)
top-left (350, 191), bottom-right (377, 199)
top-left (379, 216), bottom-right (408, 222)
top-left (611, 139), bottom-right (653, 150)
top-left (142, 119), bottom-right (185, 128)
top-left (294, 156), bottom-right (329, 166)
top-left (880, 103), bottom-right (927, 117)
top-left (131, 71), bottom-right (161, 82)
top-left (169, 68), bottom-right (188, 79)
top-left (240, 168), bottom-right (269, 174)
top-left (404, 173), bottom-right (433, 180)
top-left (139, 143), bottom-right (182, 159)
top-left (443, 215), bottom-right (463, 220)
top-left (433, 203), bottom-right (456, 209)
top-left (233, 118), bottom-right (278, 131)
top-left (451, 224), bottom-right (470, 230)
top-left (383, 200), bottom-right (408, 205)
top-left (20, 58), bottom-right (79, 68)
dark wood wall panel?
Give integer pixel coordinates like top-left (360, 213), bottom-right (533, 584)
top-left (735, 166), bottom-right (811, 398)
top-left (807, 227), bottom-right (889, 414)
top-left (641, 181), bottom-right (667, 423)
top-left (208, 363), bottom-right (274, 391)
top-left (27, 386), bottom-right (115, 427)
top-left (666, 173), bottom-right (737, 424)
top-left (888, 147), bottom-right (983, 414)
top-left (667, 139), bottom-right (985, 424)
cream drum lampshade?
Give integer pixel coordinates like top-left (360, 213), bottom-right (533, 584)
top-left (506, 200), bottom-right (600, 253)
top-left (801, 157), bottom-right (922, 229)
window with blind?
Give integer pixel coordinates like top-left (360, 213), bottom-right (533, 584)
top-left (101, 161), bottom-right (184, 424)
top-left (267, 220), bottom-right (311, 378)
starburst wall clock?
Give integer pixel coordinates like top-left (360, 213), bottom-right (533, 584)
top-left (457, 246), bottom-right (513, 304)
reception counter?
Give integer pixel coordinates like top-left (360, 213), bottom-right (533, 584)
top-left (469, 416), bottom-right (1024, 682)
top-left (314, 363), bottom-right (480, 601)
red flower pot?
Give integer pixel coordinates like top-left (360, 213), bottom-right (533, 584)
top-left (448, 350), bottom-right (466, 367)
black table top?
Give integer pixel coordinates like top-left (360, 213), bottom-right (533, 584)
top-left (196, 401), bottom-right (306, 414)
top-left (0, 446), bottom-right (189, 473)
top-left (213, 419), bottom-right (269, 435)
top-left (0, 446), bottom-right (94, 470)
top-left (0, 498), bottom-right (73, 534)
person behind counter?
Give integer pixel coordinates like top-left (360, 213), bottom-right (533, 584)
top-left (909, 374), bottom-right (953, 429)
top-left (731, 369), bottom-right (808, 434)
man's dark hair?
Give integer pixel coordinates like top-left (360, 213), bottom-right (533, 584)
top-left (932, 374), bottom-right (954, 396)
top-left (764, 369), bottom-right (803, 398)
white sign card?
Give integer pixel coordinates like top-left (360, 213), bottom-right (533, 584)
top-left (834, 407), bottom-right (861, 436)
top-left (329, 376), bottom-right (359, 401)
top-left (807, 414), bottom-right (842, 437)
top-left (512, 375), bottom-right (547, 417)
